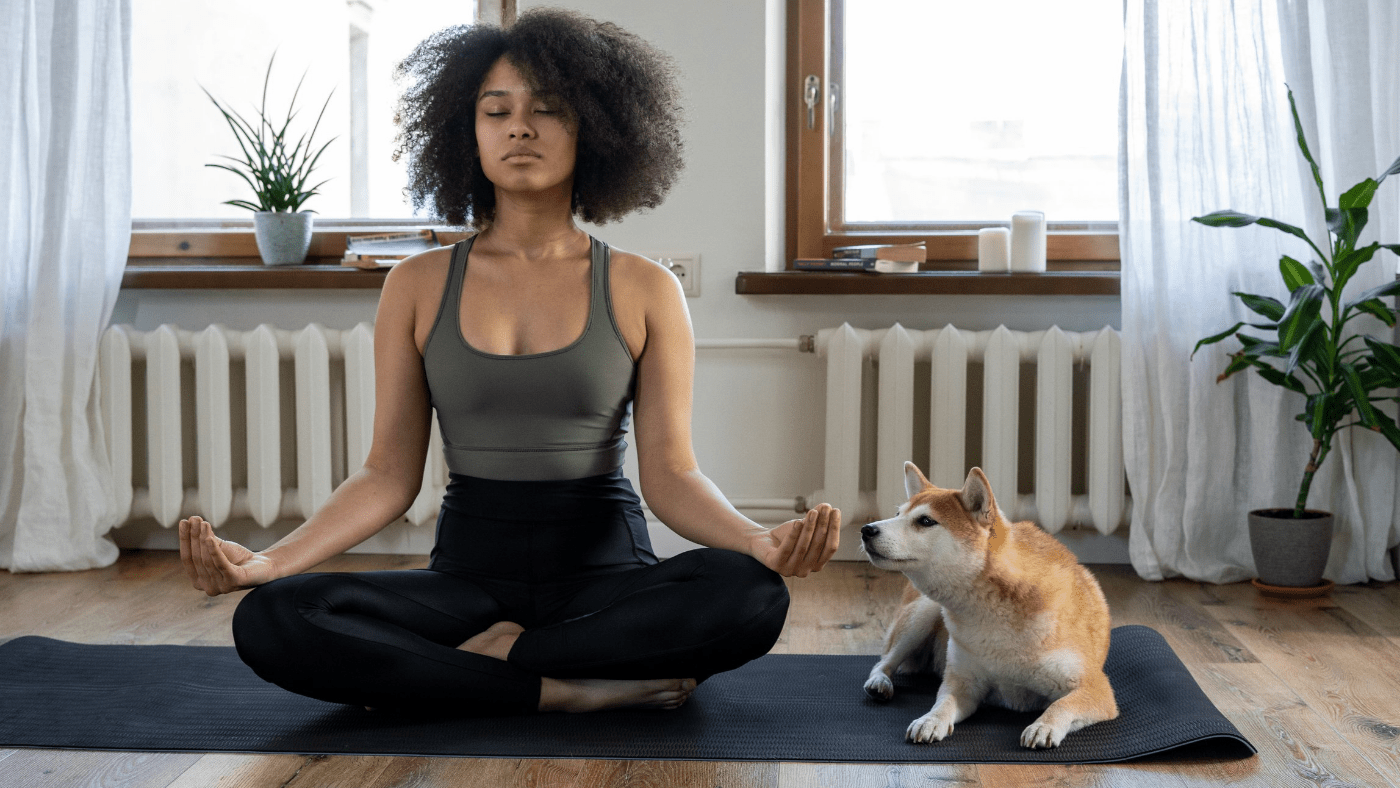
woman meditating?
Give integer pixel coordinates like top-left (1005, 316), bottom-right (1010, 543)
top-left (177, 8), bottom-right (841, 716)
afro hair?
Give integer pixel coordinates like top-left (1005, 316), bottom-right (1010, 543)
top-left (393, 8), bottom-right (685, 228)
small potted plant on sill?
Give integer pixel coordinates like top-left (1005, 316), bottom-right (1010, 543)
top-left (1193, 88), bottom-right (1400, 595)
top-left (202, 55), bottom-right (335, 266)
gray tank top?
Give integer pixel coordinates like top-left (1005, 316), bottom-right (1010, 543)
top-left (422, 235), bottom-right (638, 481)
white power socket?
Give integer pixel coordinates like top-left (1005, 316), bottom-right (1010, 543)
top-left (653, 253), bottom-right (700, 297)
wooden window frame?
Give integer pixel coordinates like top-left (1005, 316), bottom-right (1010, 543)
top-left (784, 0), bottom-right (1119, 272)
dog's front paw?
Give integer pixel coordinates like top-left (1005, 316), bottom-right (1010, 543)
top-left (906, 710), bottom-right (955, 744)
top-left (864, 672), bottom-right (894, 701)
top-left (1020, 720), bottom-right (1066, 749)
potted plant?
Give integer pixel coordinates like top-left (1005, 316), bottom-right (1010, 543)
top-left (1193, 88), bottom-right (1400, 592)
top-left (202, 56), bottom-right (335, 265)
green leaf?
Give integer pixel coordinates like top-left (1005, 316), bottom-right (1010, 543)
top-left (1342, 363), bottom-right (1378, 428)
top-left (1217, 352), bottom-right (1254, 383)
top-left (1352, 299), bottom-right (1398, 328)
top-left (1339, 179), bottom-right (1380, 210)
top-left (1310, 391), bottom-right (1333, 439)
top-left (1373, 410), bottom-right (1400, 453)
top-left (1364, 337), bottom-right (1400, 380)
top-left (1285, 320), bottom-right (1325, 376)
top-left (1333, 242), bottom-right (1380, 293)
top-left (1279, 255), bottom-right (1314, 291)
top-left (1382, 244), bottom-right (1400, 258)
top-left (1193, 322), bottom-right (1246, 358)
top-left (1193, 210), bottom-right (1262, 227)
top-left (1328, 207), bottom-right (1368, 251)
top-left (1287, 87), bottom-right (1328, 208)
top-left (1277, 284), bottom-right (1325, 351)
top-left (1234, 292), bottom-right (1286, 321)
top-left (1308, 260), bottom-right (1327, 285)
top-left (1255, 365), bottom-right (1307, 394)
top-left (1239, 334), bottom-right (1283, 357)
top-left (1342, 276), bottom-right (1400, 310)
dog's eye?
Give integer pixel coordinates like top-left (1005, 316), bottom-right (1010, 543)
top-left (916, 515), bottom-right (937, 527)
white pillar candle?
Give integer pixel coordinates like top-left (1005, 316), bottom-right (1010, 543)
top-left (977, 228), bottom-right (1011, 272)
top-left (1010, 210), bottom-right (1046, 272)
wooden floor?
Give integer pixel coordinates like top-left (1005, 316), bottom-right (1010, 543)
top-left (3, 550), bottom-right (1400, 787)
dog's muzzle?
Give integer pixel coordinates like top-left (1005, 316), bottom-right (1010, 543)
top-left (861, 524), bottom-right (881, 540)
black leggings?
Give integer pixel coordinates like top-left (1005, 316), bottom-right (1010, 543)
top-left (231, 471), bottom-right (790, 715)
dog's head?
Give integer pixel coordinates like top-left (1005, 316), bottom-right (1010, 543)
top-left (860, 463), bottom-right (1007, 583)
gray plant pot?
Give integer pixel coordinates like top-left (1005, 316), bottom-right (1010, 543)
top-left (253, 211), bottom-right (314, 266)
top-left (1248, 508), bottom-right (1333, 587)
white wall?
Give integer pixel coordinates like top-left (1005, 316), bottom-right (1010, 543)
top-left (113, 0), bottom-right (1125, 560)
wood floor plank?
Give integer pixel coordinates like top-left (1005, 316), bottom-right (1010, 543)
top-left (0, 750), bottom-right (201, 788)
top-left (1093, 566), bottom-right (1257, 665)
top-left (1200, 592), bottom-right (1400, 782)
top-left (772, 561), bottom-right (905, 655)
top-left (1187, 662), bottom-right (1398, 788)
top-left (777, 761), bottom-right (977, 787)
top-left (278, 755), bottom-right (398, 787)
top-left (161, 753), bottom-right (306, 788)
top-left (1330, 582), bottom-right (1400, 646)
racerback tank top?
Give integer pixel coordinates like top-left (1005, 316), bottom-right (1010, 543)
top-left (422, 235), bottom-right (638, 481)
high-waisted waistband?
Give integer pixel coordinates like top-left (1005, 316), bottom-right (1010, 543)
top-left (428, 469), bottom-right (657, 580)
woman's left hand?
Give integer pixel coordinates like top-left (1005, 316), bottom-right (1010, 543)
top-left (750, 503), bottom-right (841, 577)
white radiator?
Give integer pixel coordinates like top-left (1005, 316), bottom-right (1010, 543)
top-left (98, 322), bottom-right (1127, 558)
top-left (99, 323), bottom-right (448, 530)
top-left (812, 323), bottom-right (1129, 545)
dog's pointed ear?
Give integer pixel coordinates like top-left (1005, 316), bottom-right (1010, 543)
top-left (960, 467), bottom-right (998, 523)
top-left (904, 461), bottom-right (933, 499)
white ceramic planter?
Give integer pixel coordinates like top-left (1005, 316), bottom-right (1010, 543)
top-left (253, 211), bottom-right (314, 266)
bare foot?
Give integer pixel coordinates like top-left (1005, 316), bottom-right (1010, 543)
top-left (458, 621), bottom-right (525, 661)
top-left (539, 677), bottom-right (698, 713)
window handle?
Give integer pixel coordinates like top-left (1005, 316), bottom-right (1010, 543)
top-left (828, 82), bottom-right (840, 131)
top-left (803, 75), bottom-right (820, 130)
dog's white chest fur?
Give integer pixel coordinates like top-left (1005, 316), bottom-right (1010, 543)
top-left (943, 611), bottom-right (1082, 711)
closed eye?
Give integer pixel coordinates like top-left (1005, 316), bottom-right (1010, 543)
top-left (915, 515), bottom-right (937, 527)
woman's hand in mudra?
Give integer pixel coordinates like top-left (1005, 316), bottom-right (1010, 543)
top-left (178, 515), bottom-right (276, 596)
top-left (752, 503), bottom-right (841, 578)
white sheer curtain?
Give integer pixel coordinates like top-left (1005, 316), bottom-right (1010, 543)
top-left (0, 0), bottom-right (132, 571)
top-left (1121, 0), bottom-right (1400, 584)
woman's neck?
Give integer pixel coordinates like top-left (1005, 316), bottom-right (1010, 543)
top-left (479, 188), bottom-right (585, 261)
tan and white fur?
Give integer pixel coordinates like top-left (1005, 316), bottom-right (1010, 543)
top-left (860, 462), bottom-right (1118, 748)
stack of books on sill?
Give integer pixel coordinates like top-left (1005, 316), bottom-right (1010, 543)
top-left (341, 229), bottom-right (441, 268)
top-left (793, 242), bottom-right (926, 273)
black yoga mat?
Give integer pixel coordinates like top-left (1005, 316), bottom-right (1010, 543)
top-left (0, 625), bottom-right (1252, 764)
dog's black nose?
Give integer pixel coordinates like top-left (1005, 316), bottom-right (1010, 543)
top-left (861, 524), bottom-right (880, 539)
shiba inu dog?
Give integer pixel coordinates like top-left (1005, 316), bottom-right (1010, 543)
top-left (860, 462), bottom-right (1118, 748)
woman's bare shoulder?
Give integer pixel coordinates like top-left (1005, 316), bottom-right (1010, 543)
top-left (382, 244), bottom-right (455, 297)
top-left (609, 249), bottom-right (683, 300)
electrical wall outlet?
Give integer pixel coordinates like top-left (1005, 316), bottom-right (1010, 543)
top-left (654, 253), bottom-right (700, 297)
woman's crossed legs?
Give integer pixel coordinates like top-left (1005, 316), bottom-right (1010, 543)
top-left (231, 548), bottom-right (789, 715)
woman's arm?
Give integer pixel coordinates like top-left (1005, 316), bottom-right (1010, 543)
top-left (624, 256), bottom-right (840, 577)
top-left (180, 253), bottom-right (441, 595)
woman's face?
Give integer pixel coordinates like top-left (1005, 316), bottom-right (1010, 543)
top-left (475, 58), bottom-right (578, 198)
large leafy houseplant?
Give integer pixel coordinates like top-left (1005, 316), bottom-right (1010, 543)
top-left (1193, 89), bottom-right (1400, 521)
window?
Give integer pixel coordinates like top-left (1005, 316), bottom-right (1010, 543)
top-left (788, 0), bottom-right (1122, 264)
top-left (131, 0), bottom-right (480, 222)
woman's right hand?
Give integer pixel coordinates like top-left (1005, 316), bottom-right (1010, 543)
top-left (178, 515), bottom-right (277, 596)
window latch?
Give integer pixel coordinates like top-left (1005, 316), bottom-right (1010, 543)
top-left (803, 75), bottom-right (820, 130)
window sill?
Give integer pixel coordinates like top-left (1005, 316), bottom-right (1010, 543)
top-left (122, 227), bottom-right (470, 289)
top-left (122, 259), bottom-right (394, 289)
top-left (735, 269), bottom-right (1120, 296)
